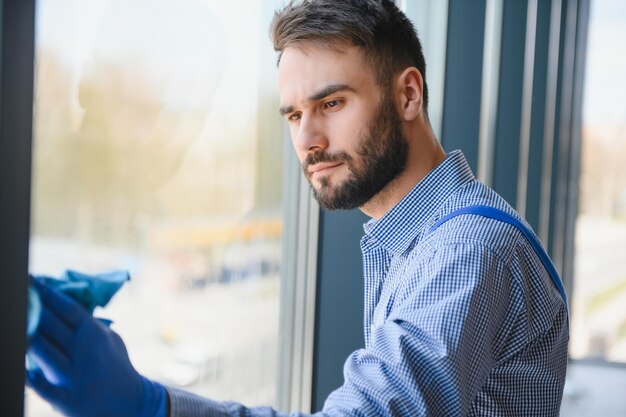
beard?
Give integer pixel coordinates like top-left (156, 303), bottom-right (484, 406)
top-left (301, 93), bottom-right (409, 210)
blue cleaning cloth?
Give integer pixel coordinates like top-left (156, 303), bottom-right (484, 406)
top-left (27, 269), bottom-right (130, 337)
top-left (36, 269), bottom-right (130, 314)
top-left (27, 286), bottom-right (41, 338)
top-left (26, 269), bottom-right (130, 373)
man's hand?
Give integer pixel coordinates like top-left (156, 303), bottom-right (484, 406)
top-left (26, 278), bottom-right (167, 417)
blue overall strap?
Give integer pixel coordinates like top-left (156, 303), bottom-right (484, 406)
top-left (428, 205), bottom-right (569, 315)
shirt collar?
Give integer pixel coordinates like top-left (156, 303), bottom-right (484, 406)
top-left (362, 150), bottom-right (475, 255)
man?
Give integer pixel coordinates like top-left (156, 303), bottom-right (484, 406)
top-left (27, 1), bottom-right (569, 416)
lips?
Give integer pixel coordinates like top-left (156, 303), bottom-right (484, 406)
top-left (308, 162), bottom-right (343, 176)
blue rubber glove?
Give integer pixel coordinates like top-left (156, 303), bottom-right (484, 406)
top-left (26, 278), bottom-right (168, 417)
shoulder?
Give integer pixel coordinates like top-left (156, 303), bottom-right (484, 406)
top-left (421, 180), bottom-right (528, 263)
top-left (393, 180), bottom-right (534, 298)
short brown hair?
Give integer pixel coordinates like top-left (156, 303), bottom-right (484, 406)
top-left (270, 0), bottom-right (429, 112)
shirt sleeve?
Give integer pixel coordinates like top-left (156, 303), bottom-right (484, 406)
top-left (167, 385), bottom-right (320, 417)
top-left (167, 242), bottom-right (518, 417)
top-left (322, 241), bottom-right (518, 416)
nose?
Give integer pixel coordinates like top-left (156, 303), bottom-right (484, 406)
top-left (293, 113), bottom-right (328, 154)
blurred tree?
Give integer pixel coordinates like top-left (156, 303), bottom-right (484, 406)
top-left (32, 0), bottom-right (228, 246)
top-left (579, 125), bottom-right (626, 217)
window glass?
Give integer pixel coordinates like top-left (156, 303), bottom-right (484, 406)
top-left (572, 0), bottom-right (626, 363)
top-left (27, 0), bottom-right (284, 415)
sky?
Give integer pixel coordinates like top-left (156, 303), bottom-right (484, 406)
top-left (582, 0), bottom-right (626, 127)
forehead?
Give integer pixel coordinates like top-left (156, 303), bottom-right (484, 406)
top-left (278, 43), bottom-right (377, 105)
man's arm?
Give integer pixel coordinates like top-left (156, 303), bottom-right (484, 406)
top-left (28, 241), bottom-right (520, 417)
top-left (27, 278), bottom-right (320, 417)
top-left (321, 242), bottom-right (518, 416)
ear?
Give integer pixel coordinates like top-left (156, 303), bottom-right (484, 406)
top-left (395, 67), bottom-right (424, 122)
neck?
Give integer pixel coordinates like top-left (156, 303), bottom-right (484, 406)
top-left (360, 121), bottom-right (446, 220)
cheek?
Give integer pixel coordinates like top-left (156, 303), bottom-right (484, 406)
top-left (288, 124), bottom-right (298, 143)
top-left (292, 144), bottom-right (306, 164)
top-left (340, 104), bottom-right (375, 139)
top-left (330, 118), bottom-right (365, 151)
top-left (288, 128), bottom-right (303, 158)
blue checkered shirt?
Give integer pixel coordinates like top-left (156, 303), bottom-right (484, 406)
top-left (166, 150), bottom-right (569, 416)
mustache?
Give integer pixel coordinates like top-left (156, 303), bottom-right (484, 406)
top-left (302, 150), bottom-right (353, 171)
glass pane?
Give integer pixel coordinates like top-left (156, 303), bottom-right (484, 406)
top-left (571, 0), bottom-right (626, 363)
top-left (27, 0), bottom-right (285, 415)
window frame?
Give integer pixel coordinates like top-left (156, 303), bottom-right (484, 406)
top-left (0, 1), bottom-right (36, 415)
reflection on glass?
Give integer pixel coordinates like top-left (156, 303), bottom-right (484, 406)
top-left (27, 0), bottom-right (284, 415)
top-left (572, 0), bottom-right (626, 363)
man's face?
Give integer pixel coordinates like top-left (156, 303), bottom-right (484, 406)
top-left (278, 43), bottom-right (408, 210)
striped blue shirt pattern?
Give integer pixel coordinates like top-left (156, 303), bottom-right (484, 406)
top-left (167, 150), bottom-right (569, 416)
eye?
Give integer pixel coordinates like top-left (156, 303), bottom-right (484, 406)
top-left (288, 112), bottom-right (301, 122)
top-left (324, 99), bottom-right (341, 109)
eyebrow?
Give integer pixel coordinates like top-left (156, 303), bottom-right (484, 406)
top-left (279, 84), bottom-right (357, 116)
